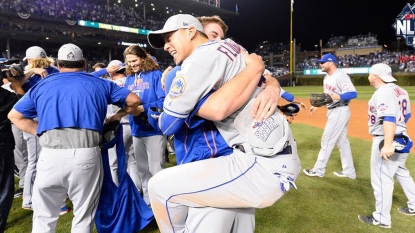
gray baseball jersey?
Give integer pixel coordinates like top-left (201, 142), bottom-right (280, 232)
top-left (164, 39), bottom-right (253, 147)
top-left (368, 83), bottom-right (410, 135)
top-left (323, 69), bottom-right (356, 109)
top-left (368, 83), bottom-right (415, 226)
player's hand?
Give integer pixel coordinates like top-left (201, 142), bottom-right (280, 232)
top-left (242, 52), bottom-right (265, 75)
top-left (161, 66), bottom-right (173, 91)
top-left (31, 68), bottom-right (48, 78)
top-left (380, 144), bottom-right (395, 161)
top-left (252, 85), bottom-right (279, 122)
top-left (299, 102), bottom-right (307, 110)
top-left (286, 115), bottom-right (295, 124)
top-left (130, 105), bottom-right (144, 116)
top-left (105, 113), bottom-right (122, 125)
top-left (106, 65), bottom-right (120, 74)
top-left (309, 106), bottom-right (318, 115)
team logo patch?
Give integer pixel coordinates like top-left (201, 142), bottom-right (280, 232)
top-left (67, 52), bottom-right (75, 60)
top-left (377, 102), bottom-right (388, 111)
top-left (168, 76), bottom-right (186, 99)
top-left (40, 51), bottom-right (46, 58)
top-left (342, 83), bottom-right (350, 91)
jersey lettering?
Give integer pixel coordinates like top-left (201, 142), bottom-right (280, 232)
top-left (217, 45), bottom-right (238, 61)
top-left (223, 40), bottom-right (241, 54)
top-left (325, 84), bottom-right (337, 92)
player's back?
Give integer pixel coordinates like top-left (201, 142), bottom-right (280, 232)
top-left (28, 71), bottom-right (126, 134)
top-left (186, 40), bottom-right (263, 147)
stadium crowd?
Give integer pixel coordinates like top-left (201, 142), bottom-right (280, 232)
top-left (296, 50), bottom-right (415, 71)
top-left (0, 0), bottom-right (166, 30)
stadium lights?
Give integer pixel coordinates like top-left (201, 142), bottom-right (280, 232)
top-left (166, 11), bottom-right (169, 13)
top-left (179, 10), bottom-right (182, 13)
top-left (46, 37), bottom-right (49, 40)
top-left (98, 42), bottom-right (101, 44)
top-left (135, 4), bottom-right (138, 7)
top-left (151, 3), bottom-right (154, 6)
top-left (166, 7), bottom-right (168, 9)
top-left (153, 8), bottom-right (155, 10)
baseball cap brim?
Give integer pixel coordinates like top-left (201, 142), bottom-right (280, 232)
top-left (377, 74), bottom-right (397, 82)
top-left (117, 66), bottom-right (126, 72)
top-left (148, 28), bottom-right (178, 49)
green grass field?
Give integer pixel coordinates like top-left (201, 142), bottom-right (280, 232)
top-left (5, 86), bottom-right (415, 233)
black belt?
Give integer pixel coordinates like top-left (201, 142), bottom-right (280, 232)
top-left (234, 145), bottom-right (292, 155)
top-left (328, 104), bottom-right (348, 110)
top-left (373, 135), bottom-right (384, 137)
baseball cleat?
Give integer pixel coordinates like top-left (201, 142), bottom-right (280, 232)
top-left (14, 188), bottom-right (23, 198)
top-left (333, 171), bottom-right (347, 178)
top-left (398, 206), bottom-right (415, 215)
top-left (358, 215), bottom-right (391, 228)
top-left (303, 169), bottom-right (323, 177)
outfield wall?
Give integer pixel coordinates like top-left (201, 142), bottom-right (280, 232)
top-left (291, 73), bottom-right (415, 86)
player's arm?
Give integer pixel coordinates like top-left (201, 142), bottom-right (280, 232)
top-left (18, 68), bottom-right (48, 85)
top-left (8, 92), bottom-right (37, 135)
top-left (380, 119), bottom-right (396, 161)
top-left (106, 92), bottom-right (141, 123)
top-left (8, 109), bottom-right (38, 135)
top-left (197, 52), bottom-right (265, 121)
top-left (281, 91), bottom-right (307, 110)
top-left (330, 91), bottom-right (357, 101)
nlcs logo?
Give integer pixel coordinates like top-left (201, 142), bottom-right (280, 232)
top-left (393, 3), bottom-right (415, 48)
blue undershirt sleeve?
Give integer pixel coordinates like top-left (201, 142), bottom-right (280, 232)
top-left (383, 116), bottom-right (396, 123)
top-left (339, 92), bottom-right (357, 101)
top-left (91, 69), bottom-right (108, 77)
top-left (405, 113), bottom-right (411, 123)
top-left (159, 112), bottom-right (186, 135)
top-left (281, 92), bottom-right (294, 102)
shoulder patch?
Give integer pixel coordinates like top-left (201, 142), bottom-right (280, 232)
top-left (168, 76), bottom-right (186, 99)
top-left (377, 102), bottom-right (388, 112)
top-left (342, 83), bottom-right (350, 92)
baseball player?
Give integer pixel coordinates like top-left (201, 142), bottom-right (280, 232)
top-left (145, 14), bottom-right (300, 233)
top-left (19, 46), bottom-right (62, 211)
top-left (303, 53), bottom-right (357, 179)
top-left (8, 43), bottom-right (140, 232)
top-left (358, 63), bottom-right (415, 228)
top-left (123, 45), bottom-right (166, 206)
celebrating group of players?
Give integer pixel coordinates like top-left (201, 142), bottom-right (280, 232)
top-left (0, 12), bottom-right (414, 233)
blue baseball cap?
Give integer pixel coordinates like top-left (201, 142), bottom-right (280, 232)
top-left (317, 54), bottom-right (337, 63)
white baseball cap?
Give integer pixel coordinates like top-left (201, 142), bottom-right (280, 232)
top-left (147, 14), bottom-right (205, 49)
top-left (23, 46), bottom-right (47, 61)
top-left (369, 63), bottom-right (396, 82)
top-left (108, 60), bottom-right (126, 71)
top-left (58, 43), bottom-right (84, 61)
top-left (234, 98), bottom-right (290, 156)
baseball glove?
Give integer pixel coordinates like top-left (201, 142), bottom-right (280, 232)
top-left (277, 103), bottom-right (300, 116)
top-left (309, 93), bottom-right (333, 107)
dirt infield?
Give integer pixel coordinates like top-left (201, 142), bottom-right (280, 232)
top-left (286, 98), bottom-right (415, 153)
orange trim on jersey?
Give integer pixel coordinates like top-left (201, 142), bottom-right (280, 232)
top-left (202, 124), bottom-right (214, 156)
